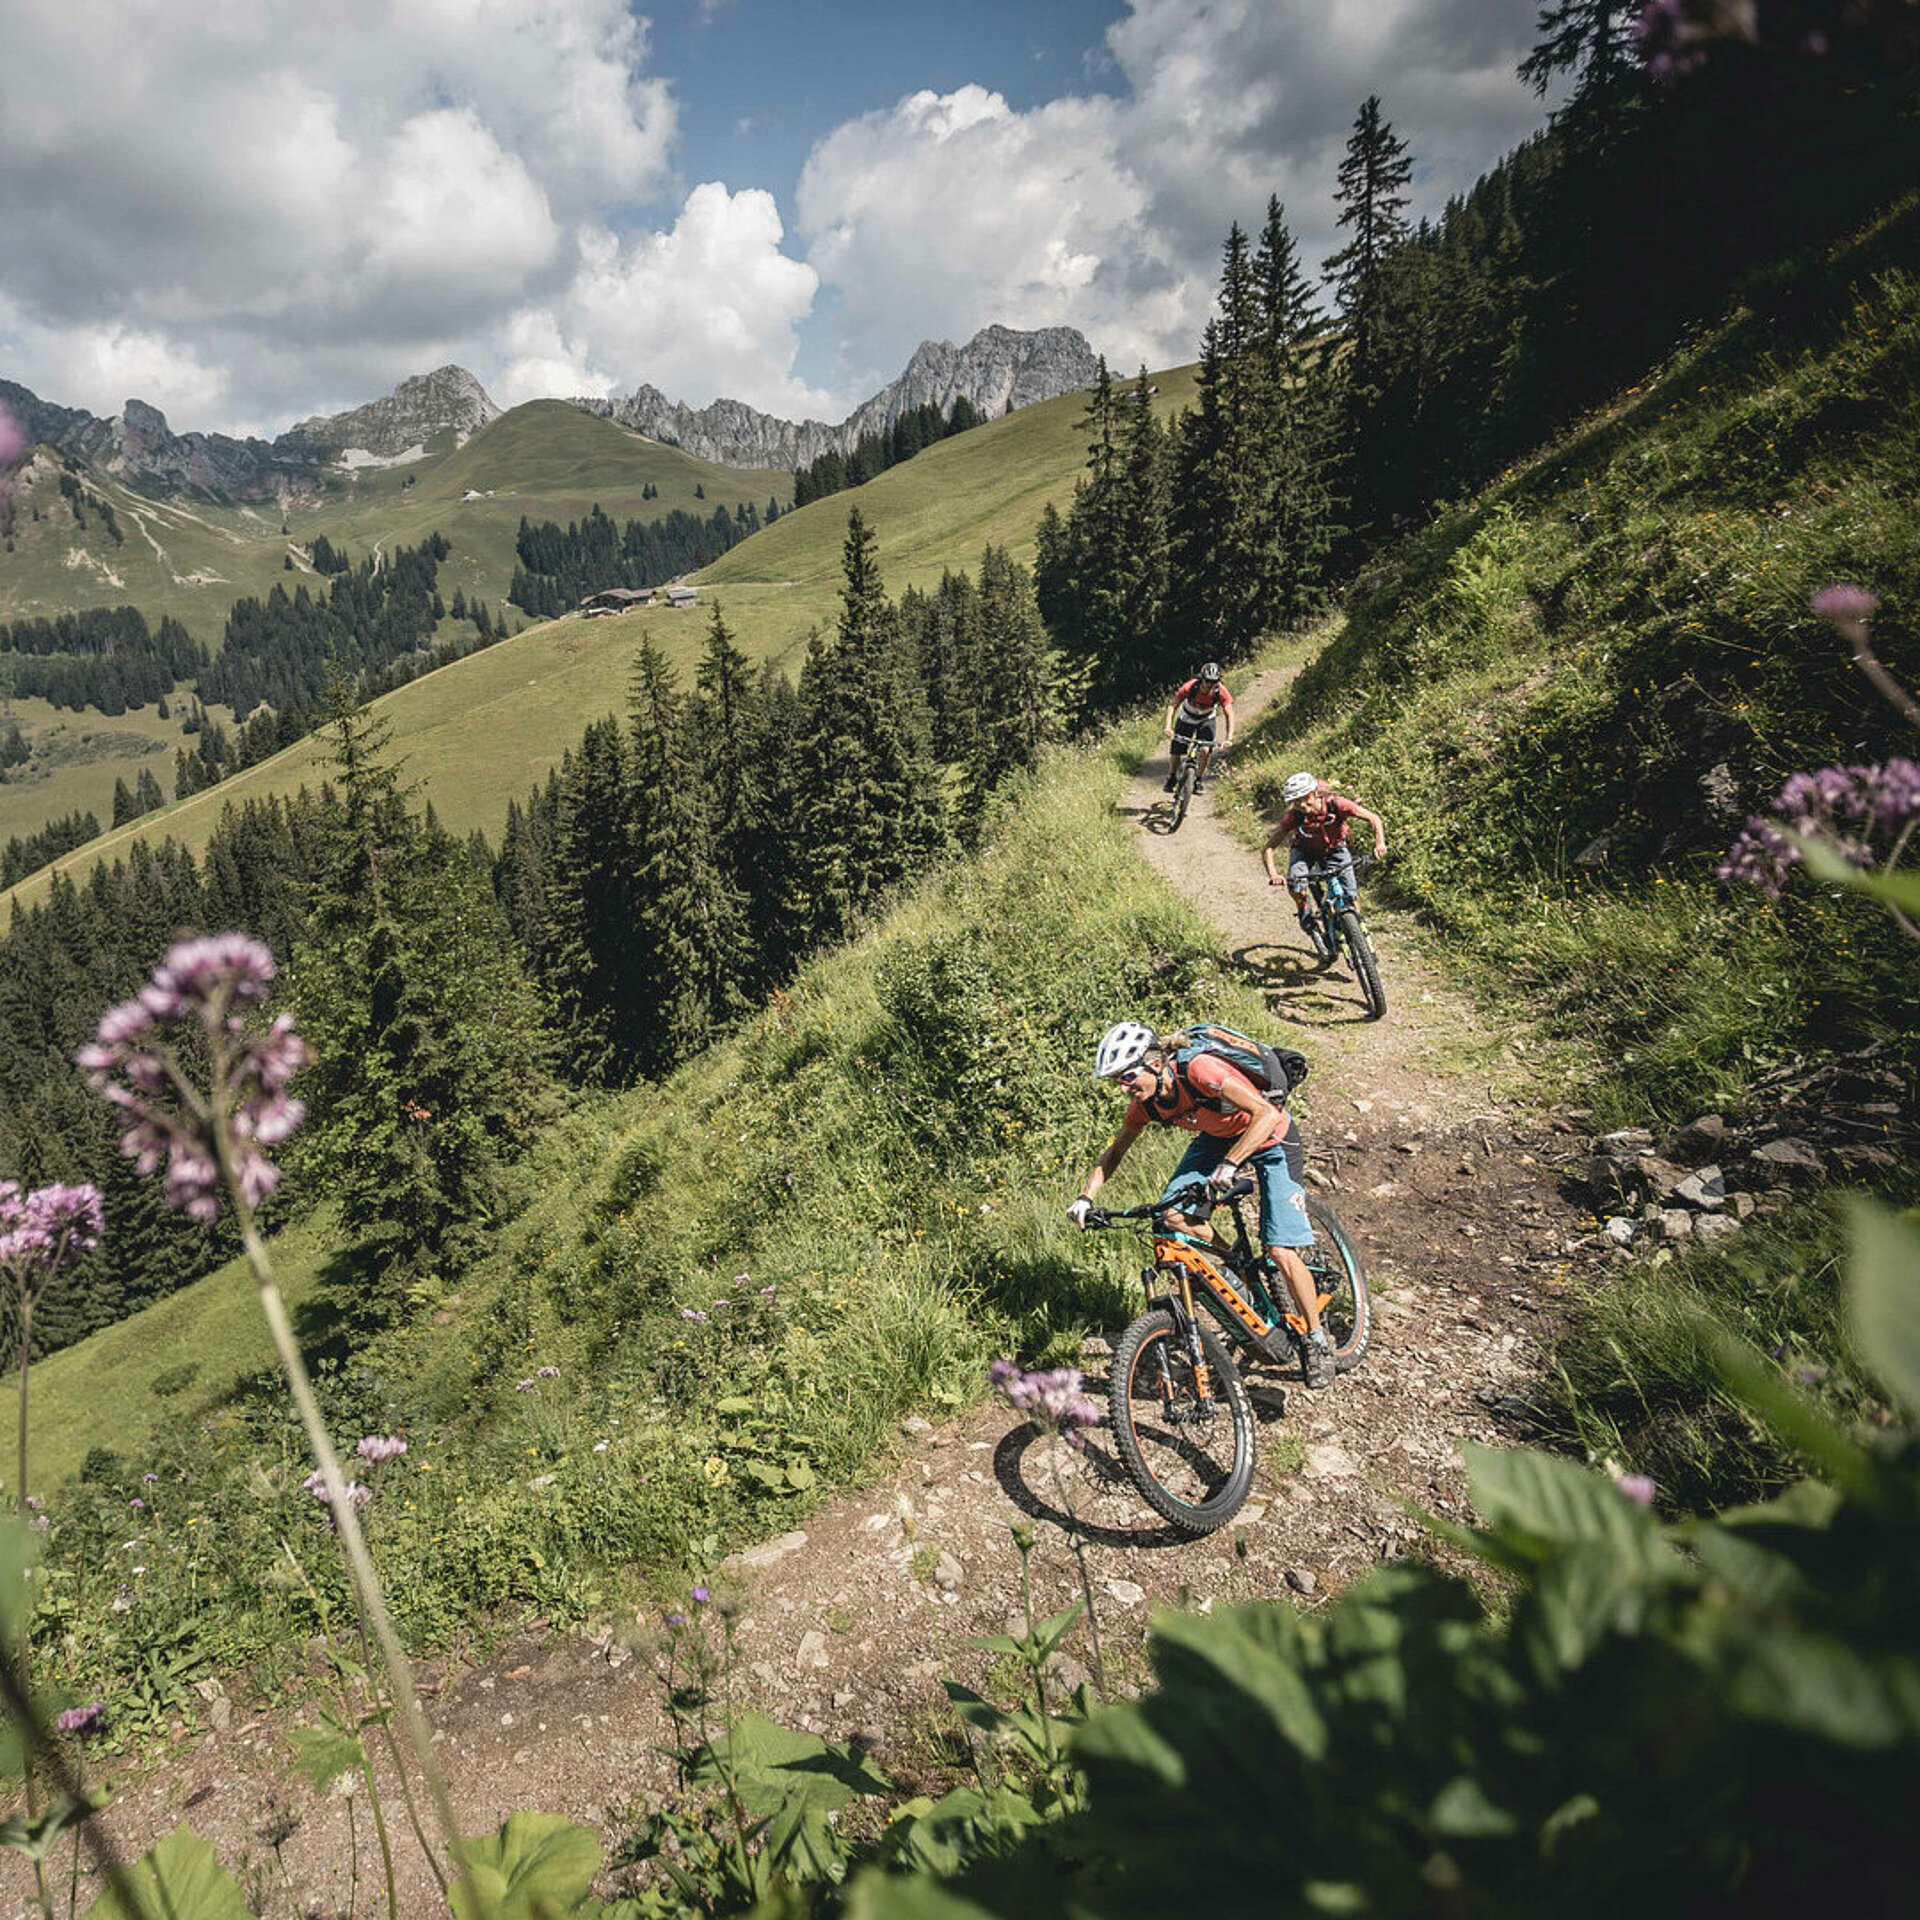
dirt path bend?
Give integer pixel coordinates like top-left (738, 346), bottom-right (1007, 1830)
top-left (36, 673), bottom-right (1603, 1920)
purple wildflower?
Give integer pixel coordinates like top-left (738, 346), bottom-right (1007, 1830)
top-left (0, 402), bottom-right (24, 511)
top-left (691, 1586), bottom-right (711, 1606)
top-left (1810, 583), bottom-right (1881, 626)
top-left (709, 1299), bottom-right (730, 1311)
top-left (990, 1359), bottom-right (1104, 1445)
top-left (355, 1435), bottom-right (408, 1465)
top-left (77, 936), bottom-right (307, 1224)
top-left (732, 1273), bottom-right (752, 1287)
top-left (666, 1611), bottom-right (686, 1627)
top-left (54, 1701), bottom-right (107, 1738)
top-left (1720, 757), bottom-right (1920, 899)
top-left (301, 1468), bottom-right (373, 1532)
top-left (679, 1308), bottom-right (708, 1323)
top-left (0, 1181), bottom-right (105, 1277)
top-left (1618, 1474), bottom-right (1657, 1507)
top-left (536, 1365), bottom-right (560, 1379)
top-left (129, 1498), bottom-right (145, 1511)
top-left (515, 1379), bottom-right (537, 1392)
top-left (141, 1472), bottom-right (158, 1484)
top-left (758, 1285), bottom-right (777, 1299)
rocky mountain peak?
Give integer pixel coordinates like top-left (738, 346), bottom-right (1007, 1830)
top-left (282, 365), bottom-right (501, 462)
top-left (573, 324), bottom-right (1101, 473)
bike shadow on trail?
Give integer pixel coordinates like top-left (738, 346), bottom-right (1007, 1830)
top-left (1119, 795), bottom-right (1187, 838)
top-left (989, 1373), bottom-right (1294, 1552)
top-left (1226, 941), bottom-right (1375, 1030)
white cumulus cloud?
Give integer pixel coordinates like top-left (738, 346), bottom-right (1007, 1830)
top-left (797, 0), bottom-right (1552, 384)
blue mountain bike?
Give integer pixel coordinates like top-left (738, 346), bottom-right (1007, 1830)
top-left (1300, 853), bottom-right (1386, 1021)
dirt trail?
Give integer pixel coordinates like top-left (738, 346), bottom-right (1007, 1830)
top-left (35, 675), bottom-right (1602, 1919)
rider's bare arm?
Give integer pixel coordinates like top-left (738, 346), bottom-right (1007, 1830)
top-left (1211, 1081), bottom-right (1283, 1166)
top-left (1079, 1116), bottom-right (1145, 1203)
top-left (1347, 801), bottom-right (1389, 858)
top-left (1262, 822), bottom-right (1295, 885)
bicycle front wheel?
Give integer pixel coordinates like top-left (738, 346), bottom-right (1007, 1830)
top-left (1169, 758), bottom-right (1195, 831)
top-left (1109, 1308), bottom-right (1257, 1533)
top-left (1338, 909), bottom-right (1387, 1019)
top-left (1304, 1196), bottom-right (1372, 1372)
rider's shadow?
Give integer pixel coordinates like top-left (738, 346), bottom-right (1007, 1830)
top-left (989, 1372), bottom-right (1294, 1552)
top-left (1227, 942), bottom-right (1373, 1029)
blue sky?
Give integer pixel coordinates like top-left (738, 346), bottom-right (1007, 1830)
top-left (0, 1), bottom-right (1557, 434)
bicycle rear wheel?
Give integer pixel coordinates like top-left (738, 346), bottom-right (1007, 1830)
top-left (1338, 909), bottom-right (1387, 1019)
top-left (1109, 1308), bottom-right (1256, 1533)
top-left (1304, 1196), bottom-right (1372, 1372)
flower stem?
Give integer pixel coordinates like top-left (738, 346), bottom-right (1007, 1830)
top-left (1047, 1449), bottom-right (1109, 1700)
top-left (224, 1164), bottom-right (470, 1901)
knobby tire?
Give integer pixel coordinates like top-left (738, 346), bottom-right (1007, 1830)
top-left (1169, 757), bottom-right (1196, 832)
top-left (1109, 1307), bottom-right (1256, 1533)
top-left (1304, 1195), bottom-right (1372, 1373)
top-left (1339, 909), bottom-right (1387, 1019)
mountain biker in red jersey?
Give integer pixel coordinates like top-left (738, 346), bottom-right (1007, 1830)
top-left (1263, 771), bottom-right (1388, 946)
top-left (1162, 662), bottom-right (1234, 794)
top-left (1067, 1021), bottom-right (1334, 1387)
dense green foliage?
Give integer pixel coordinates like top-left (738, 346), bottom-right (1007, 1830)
top-left (0, 606), bottom-right (203, 714)
top-left (509, 501), bottom-right (766, 617)
top-left (1, 809), bottom-right (102, 889)
top-left (790, 397), bottom-right (984, 509)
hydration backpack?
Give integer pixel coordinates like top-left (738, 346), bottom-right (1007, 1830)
top-left (1161, 1022), bottom-right (1309, 1105)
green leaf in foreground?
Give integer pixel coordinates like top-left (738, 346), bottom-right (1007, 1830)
top-left (451, 1811), bottom-right (603, 1920)
top-left (82, 1824), bottom-right (252, 1920)
top-left (1842, 1196), bottom-right (1920, 1423)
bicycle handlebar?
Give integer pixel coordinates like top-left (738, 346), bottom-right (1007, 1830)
top-left (1081, 1173), bottom-right (1255, 1231)
top-left (1300, 850), bottom-right (1376, 880)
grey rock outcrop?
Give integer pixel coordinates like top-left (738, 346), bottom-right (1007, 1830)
top-left (282, 366), bottom-right (500, 463)
top-left (575, 324), bottom-right (1100, 471)
top-left (0, 365), bottom-right (501, 503)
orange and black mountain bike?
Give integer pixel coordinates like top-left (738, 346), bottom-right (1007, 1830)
top-left (1081, 1174), bottom-right (1370, 1534)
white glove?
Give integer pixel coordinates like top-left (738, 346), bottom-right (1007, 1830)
top-left (1207, 1161), bottom-right (1240, 1192)
top-left (1066, 1197), bottom-right (1093, 1228)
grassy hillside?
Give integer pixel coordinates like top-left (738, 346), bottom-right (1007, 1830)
top-left (0, 402), bottom-right (786, 635)
top-left (27, 727), bottom-right (1283, 1703)
top-left (1223, 207), bottom-right (1920, 1123)
top-left (1, 367), bottom-right (1184, 913)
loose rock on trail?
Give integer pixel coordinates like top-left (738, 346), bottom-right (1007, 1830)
top-left (41, 673), bottom-right (1606, 1918)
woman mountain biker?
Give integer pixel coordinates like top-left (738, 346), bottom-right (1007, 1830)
top-left (1067, 1021), bottom-right (1335, 1387)
top-left (1162, 662), bottom-right (1234, 794)
top-left (1263, 771), bottom-right (1388, 946)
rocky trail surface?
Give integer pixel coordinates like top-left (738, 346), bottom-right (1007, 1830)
top-left (31, 674), bottom-right (1606, 1918)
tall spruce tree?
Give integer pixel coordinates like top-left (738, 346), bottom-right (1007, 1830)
top-left (793, 508), bottom-right (942, 945)
top-left (953, 545), bottom-right (1050, 827)
top-left (287, 682), bottom-right (551, 1298)
top-left (1325, 96), bottom-right (1415, 398)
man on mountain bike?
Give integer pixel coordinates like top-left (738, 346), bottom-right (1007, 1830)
top-left (1163, 662), bottom-right (1234, 794)
top-left (1263, 771), bottom-right (1388, 946)
top-left (1067, 1022), bottom-right (1334, 1387)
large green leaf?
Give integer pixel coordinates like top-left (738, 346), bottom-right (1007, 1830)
top-left (82, 1824), bottom-right (252, 1920)
top-left (287, 1718), bottom-right (364, 1792)
top-left (843, 1872), bottom-right (1001, 1920)
top-left (1146, 1603), bottom-right (1330, 1762)
top-left (450, 1811), bottom-right (603, 1920)
top-left (1463, 1444), bottom-right (1673, 1573)
top-left (1843, 1197), bottom-right (1920, 1424)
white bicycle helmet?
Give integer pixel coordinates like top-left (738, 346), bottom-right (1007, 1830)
top-left (1282, 771), bottom-right (1318, 804)
top-left (1092, 1021), bottom-right (1155, 1080)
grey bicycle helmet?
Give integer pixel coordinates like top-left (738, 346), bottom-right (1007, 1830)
top-left (1282, 771), bottom-right (1317, 804)
top-left (1199, 661), bottom-right (1222, 682)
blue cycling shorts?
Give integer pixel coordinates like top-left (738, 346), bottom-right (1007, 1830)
top-left (1156, 1130), bottom-right (1313, 1251)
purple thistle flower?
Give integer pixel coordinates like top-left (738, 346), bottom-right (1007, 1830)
top-left (666, 1611), bottom-right (686, 1627)
top-left (141, 1472), bottom-right (159, 1484)
top-left (732, 1273), bottom-right (752, 1287)
top-left (78, 936), bottom-right (308, 1225)
top-left (709, 1299), bottom-right (730, 1311)
top-left (989, 1358), bottom-right (1104, 1445)
top-left (515, 1378), bottom-right (537, 1392)
top-left (1720, 754), bottom-right (1920, 901)
top-left (0, 1181), bottom-right (105, 1278)
top-left (128, 1497), bottom-right (145, 1511)
top-left (679, 1308), bottom-right (708, 1323)
top-left (691, 1586), bottom-right (711, 1606)
top-left (1618, 1474), bottom-right (1657, 1507)
top-left (1810, 583), bottom-right (1881, 626)
top-left (535, 1365), bottom-right (560, 1379)
top-left (355, 1435), bottom-right (408, 1465)
top-left (54, 1701), bottom-right (107, 1738)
